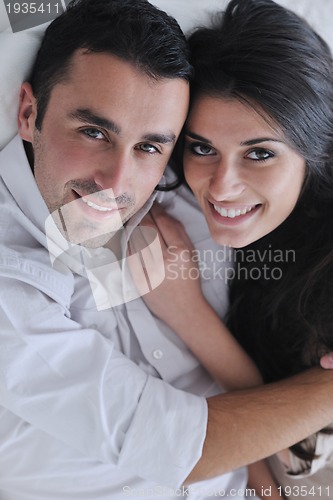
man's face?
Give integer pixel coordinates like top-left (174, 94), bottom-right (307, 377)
top-left (18, 50), bottom-right (189, 247)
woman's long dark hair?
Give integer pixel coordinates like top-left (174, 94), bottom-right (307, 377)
top-left (185, 0), bottom-right (333, 462)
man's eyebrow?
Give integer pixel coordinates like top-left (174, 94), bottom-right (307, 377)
top-left (185, 131), bottom-right (213, 144)
top-left (142, 133), bottom-right (176, 145)
top-left (70, 109), bottom-right (176, 145)
top-left (240, 137), bottom-right (284, 146)
top-left (70, 109), bottom-right (121, 135)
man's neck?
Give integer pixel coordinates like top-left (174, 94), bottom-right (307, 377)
top-left (23, 140), bottom-right (34, 172)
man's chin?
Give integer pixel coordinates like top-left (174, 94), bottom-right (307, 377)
top-left (76, 234), bottom-right (113, 249)
top-left (51, 216), bottom-right (123, 248)
top-left (66, 225), bottom-right (124, 248)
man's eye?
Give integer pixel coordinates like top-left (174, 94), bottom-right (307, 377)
top-left (82, 128), bottom-right (105, 140)
top-left (247, 149), bottom-right (274, 161)
top-left (138, 144), bottom-right (159, 153)
top-left (191, 143), bottom-right (215, 156)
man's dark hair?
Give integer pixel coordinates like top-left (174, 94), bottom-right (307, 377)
top-left (30, 0), bottom-right (191, 130)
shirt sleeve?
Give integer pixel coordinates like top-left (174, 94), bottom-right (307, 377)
top-left (0, 276), bottom-right (207, 487)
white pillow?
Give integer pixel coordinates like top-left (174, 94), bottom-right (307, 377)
top-left (1, 0), bottom-right (333, 150)
top-left (0, 27), bottom-right (46, 150)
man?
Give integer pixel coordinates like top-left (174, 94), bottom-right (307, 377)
top-left (0, 1), bottom-right (333, 499)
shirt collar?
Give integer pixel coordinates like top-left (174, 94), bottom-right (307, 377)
top-left (0, 135), bottom-right (50, 233)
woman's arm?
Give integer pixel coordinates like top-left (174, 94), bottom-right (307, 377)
top-left (131, 203), bottom-right (262, 389)
top-left (248, 462), bottom-right (285, 500)
top-left (164, 294), bottom-right (263, 389)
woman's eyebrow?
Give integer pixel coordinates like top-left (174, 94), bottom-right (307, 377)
top-left (185, 131), bottom-right (213, 144)
top-left (185, 131), bottom-right (285, 147)
top-left (240, 137), bottom-right (284, 146)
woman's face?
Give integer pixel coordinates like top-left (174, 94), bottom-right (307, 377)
top-left (183, 96), bottom-right (306, 248)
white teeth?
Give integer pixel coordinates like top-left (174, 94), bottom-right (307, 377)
top-left (81, 197), bottom-right (115, 212)
top-left (213, 204), bottom-right (255, 218)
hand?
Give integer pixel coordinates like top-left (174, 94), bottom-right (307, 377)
top-left (128, 203), bottom-right (205, 330)
top-left (320, 352), bottom-right (333, 369)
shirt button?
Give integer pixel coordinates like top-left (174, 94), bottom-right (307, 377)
top-left (152, 349), bottom-right (163, 360)
top-left (198, 259), bottom-right (208, 270)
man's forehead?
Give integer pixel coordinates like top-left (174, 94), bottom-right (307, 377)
top-left (66, 49), bottom-right (189, 92)
top-left (66, 49), bottom-right (145, 81)
top-left (46, 50), bottom-right (189, 137)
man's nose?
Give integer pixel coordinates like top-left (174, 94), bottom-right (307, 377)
top-left (208, 160), bottom-right (246, 200)
top-left (93, 150), bottom-right (131, 196)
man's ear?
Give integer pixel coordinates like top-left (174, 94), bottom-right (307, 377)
top-left (18, 82), bottom-right (37, 142)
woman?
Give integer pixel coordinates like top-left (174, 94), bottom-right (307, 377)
top-left (140, 0), bottom-right (333, 497)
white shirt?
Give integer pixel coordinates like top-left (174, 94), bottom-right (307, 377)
top-left (0, 136), bottom-right (250, 500)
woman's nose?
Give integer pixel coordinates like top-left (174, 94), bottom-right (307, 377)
top-left (208, 160), bottom-right (246, 200)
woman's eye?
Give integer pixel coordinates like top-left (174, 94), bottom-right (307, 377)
top-left (247, 149), bottom-right (274, 161)
top-left (82, 128), bottom-right (105, 140)
top-left (138, 144), bottom-right (158, 153)
top-left (191, 143), bottom-right (215, 156)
